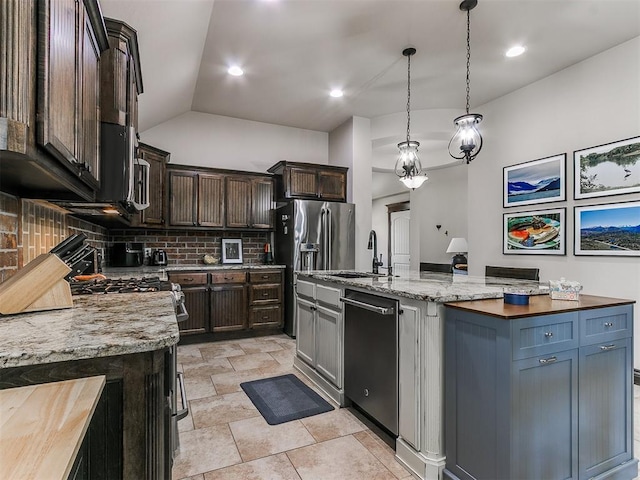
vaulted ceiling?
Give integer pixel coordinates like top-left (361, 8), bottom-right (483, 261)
top-left (100, 0), bottom-right (640, 135)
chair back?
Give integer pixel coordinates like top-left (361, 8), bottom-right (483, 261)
top-left (420, 262), bottom-right (452, 273)
top-left (485, 265), bottom-right (539, 281)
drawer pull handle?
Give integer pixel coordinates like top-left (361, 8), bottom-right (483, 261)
top-left (604, 322), bottom-right (614, 327)
top-left (539, 356), bottom-right (557, 365)
top-left (544, 332), bottom-right (553, 338)
top-left (600, 344), bottom-right (616, 351)
top-left (263, 292), bottom-right (270, 296)
top-left (262, 275), bottom-right (269, 279)
top-left (262, 316), bottom-right (270, 320)
top-left (185, 278), bottom-right (194, 282)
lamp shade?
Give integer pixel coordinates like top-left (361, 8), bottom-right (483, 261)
top-left (446, 237), bottom-right (468, 254)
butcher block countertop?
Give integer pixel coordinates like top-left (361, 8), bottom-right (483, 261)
top-left (0, 292), bottom-right (179, 369)
top-left (0, 376), bottom-right (105, 480)
top-left (445, 294), bottom-right (635, 319)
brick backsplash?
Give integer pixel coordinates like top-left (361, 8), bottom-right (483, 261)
top-left (108, 229), bottom-right (271, 266)
top-left (0, 192), bottom-right (109, 282)
top-left (0, 192), bottom-right (20, 282)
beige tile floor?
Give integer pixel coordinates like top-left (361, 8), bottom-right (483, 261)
top-left (173, 333), bottom-right (413, 480)
top-left (174, 333), bottom-right (640, 480)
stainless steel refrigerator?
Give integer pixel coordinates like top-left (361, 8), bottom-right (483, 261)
top-left (274, 200), bottom-right (356, 336)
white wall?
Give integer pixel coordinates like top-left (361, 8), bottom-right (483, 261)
top-left (140, 111), bottom-right (328, 172)
top-left (412, 165), bottom-right (469, 266)
top-left (372, 192), bottom-right (410, 270)
top-left (329, 117), bottom-right (373, 270)
top-left (468, 37), bottom-right (640, 365)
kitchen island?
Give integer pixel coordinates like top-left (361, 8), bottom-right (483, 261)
top-left (0, 292), bottom-right (179, 479)
top-left (293, 271), bottom-right (546, 480)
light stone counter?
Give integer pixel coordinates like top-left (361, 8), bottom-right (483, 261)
top-left (0, 292), bottom-right (179, 369)
top-left (298, 270), bottom-right (547, 302)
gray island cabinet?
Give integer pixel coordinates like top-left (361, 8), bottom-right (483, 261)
top-left (294, 271), bottom-right (548, 480)
top-left (444, 295), bottom-right (637, 480)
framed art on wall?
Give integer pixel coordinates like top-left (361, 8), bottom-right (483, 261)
top-left (503, 208), bottom-right (566, 255)
top-left (574, 201), bottom-right (640, 256)
top-left (574, 136), bottom-right (640, 199)
top-left (503, 154), bottom-right (566, 207)
top-left (222, 238), bottom-right (243, 264)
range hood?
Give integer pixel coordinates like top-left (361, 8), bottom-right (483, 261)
top-left (52, 124), bottom-right (150, 221)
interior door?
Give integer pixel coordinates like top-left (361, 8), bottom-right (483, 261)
top-left (391, 210), bottom-right (411, 275)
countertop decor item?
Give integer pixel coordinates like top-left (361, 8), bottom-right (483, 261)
top-left (549, 278), bottom-right (582, 301)
top-left (202, 254), bottom-right (218, 265)
top-left (394, 47), bottom-right (427, 190)
top-left (503, 291), bottom-right (530, 305)
top-left (448, 0), bottom-right (483, 164)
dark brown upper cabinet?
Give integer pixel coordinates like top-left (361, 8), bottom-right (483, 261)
top-left (167, 167), bottom-right (225, 228)
top-left (268, 161), bottom-right (348, 202)
top-left (138, 142), bottom-right (170, 226)
top-left (0, 0), bottom-right (109, 200)
top-left (167, 165), bottom-right (273, 231)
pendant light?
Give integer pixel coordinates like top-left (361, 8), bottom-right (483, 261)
top-left (448, 0), bottom-right (483, 164)
top-left (395, 47), bottom-right (428, 190)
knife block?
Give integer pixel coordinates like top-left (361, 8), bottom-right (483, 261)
top-left (0, 254), bottom-right (73, 315)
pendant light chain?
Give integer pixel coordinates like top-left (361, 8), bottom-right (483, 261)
top-left (406, 52), bottom-right (411, 142)
top-left (465, 8), bottom-right (471, 115)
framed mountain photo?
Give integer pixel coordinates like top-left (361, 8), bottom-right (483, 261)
top-left (574, 136), bottom-right (640, 199)
top-left (503, 154), bottom-right (566, 208)
top-left (574, 201), bottom-right (640, 256)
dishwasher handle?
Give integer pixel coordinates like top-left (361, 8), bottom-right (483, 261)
top-left (340, 296), bottom-right (395, 315)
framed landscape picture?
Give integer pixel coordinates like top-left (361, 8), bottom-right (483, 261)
top-left (503, 208), bottom-right (566, 255)
top-left (503, 154), bottom-right (566, 207)
top-left (574, 136), bottom-right (640, 199)
top-left (574, 201), bottom-right (640, 256)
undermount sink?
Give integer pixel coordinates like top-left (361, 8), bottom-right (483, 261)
top-left (329, 272), bottom-right (381, 279)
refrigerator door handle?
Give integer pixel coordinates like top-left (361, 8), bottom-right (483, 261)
top-left (326, 208), bottom-right (332, 270)
top-left (320, 207), bottom-right (328, 270)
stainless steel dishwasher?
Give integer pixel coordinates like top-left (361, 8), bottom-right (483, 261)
top-left (341, 289), bottom-right (398, 436)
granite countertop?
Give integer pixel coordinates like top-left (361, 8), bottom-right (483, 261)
top-left (298, 270), bottom-right (548, 303)
top-left (101, 264), bottom-right (285, 280)
top-left (0, 292), bottom-right (179, 369)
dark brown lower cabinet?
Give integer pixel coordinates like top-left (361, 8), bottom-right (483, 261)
top-left (180, 288), bottom-right (209, 334)
top-left (211, 284), bottom-right (247, 331)
top-left (0, 349), bottom-right (170, 480)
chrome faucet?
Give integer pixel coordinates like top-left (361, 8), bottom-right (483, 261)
top-left (367, 230), bottom-right (383, 274)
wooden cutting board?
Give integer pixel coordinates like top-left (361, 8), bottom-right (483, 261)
top-left (0, 376), bottom-right (105, 479)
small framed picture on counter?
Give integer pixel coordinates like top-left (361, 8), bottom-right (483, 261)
top-left (222, 238), bottom-right (243, 264)
top-left (503, 208), bottom-right (566, 255)
top-left (574, 201), bottom-right (640, 256)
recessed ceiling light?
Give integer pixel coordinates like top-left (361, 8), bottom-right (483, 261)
top-left (505, 45), bottom-right (526, 58)
top-left (228, 65), bottom-right (244, 76)
top-left (329, 89), bottom-right (343, 98)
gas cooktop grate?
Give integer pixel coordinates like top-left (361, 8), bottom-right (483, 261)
top-left (70, 276), bottom-right (173, 295)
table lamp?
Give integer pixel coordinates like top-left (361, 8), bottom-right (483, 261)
top-left (446, 237), bottom-right (468, 272)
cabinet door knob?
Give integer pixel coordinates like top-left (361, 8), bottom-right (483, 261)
top-left (600, 344), bottom-right (616, 351)
top-left (538, 356), bottom-right (557, 364)
top-left (604, 322), bottom-right (614, 327)
top-left (544, 332), bottom-right (553, 338)
top-left (364, 388), bottom-right (369, 397)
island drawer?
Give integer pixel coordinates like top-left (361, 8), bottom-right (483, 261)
top-left (249, 271), bottom-right (282, 284)
top-left (296, 278), bottom-right (315, 300)
top-left (168, 272), bottom-right (208, 286)
top-left (512, 312), bottom-right (579, 360)
top-left (316, 283), bottom-right (342, 309)
top-left (210, 271), bottom-right (247, 284)
top-left (579, 305), bottom-right (632, 346)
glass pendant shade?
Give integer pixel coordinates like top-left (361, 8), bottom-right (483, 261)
top-left (395, 140), bottom-right (428, 189)
top-left (448, 113), bottom-right (483, 164)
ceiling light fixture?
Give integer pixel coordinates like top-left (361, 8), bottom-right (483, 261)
top-left (228, 65), bottom-right (244, 76)
top-left (506, 45), bottom-right (526, 57)
top-left (448, 0), bottom-right (483, 164)
top-left (395, 47), bottom-right (427, 190)
top-left (330, 89), bottom-right (344, 98)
